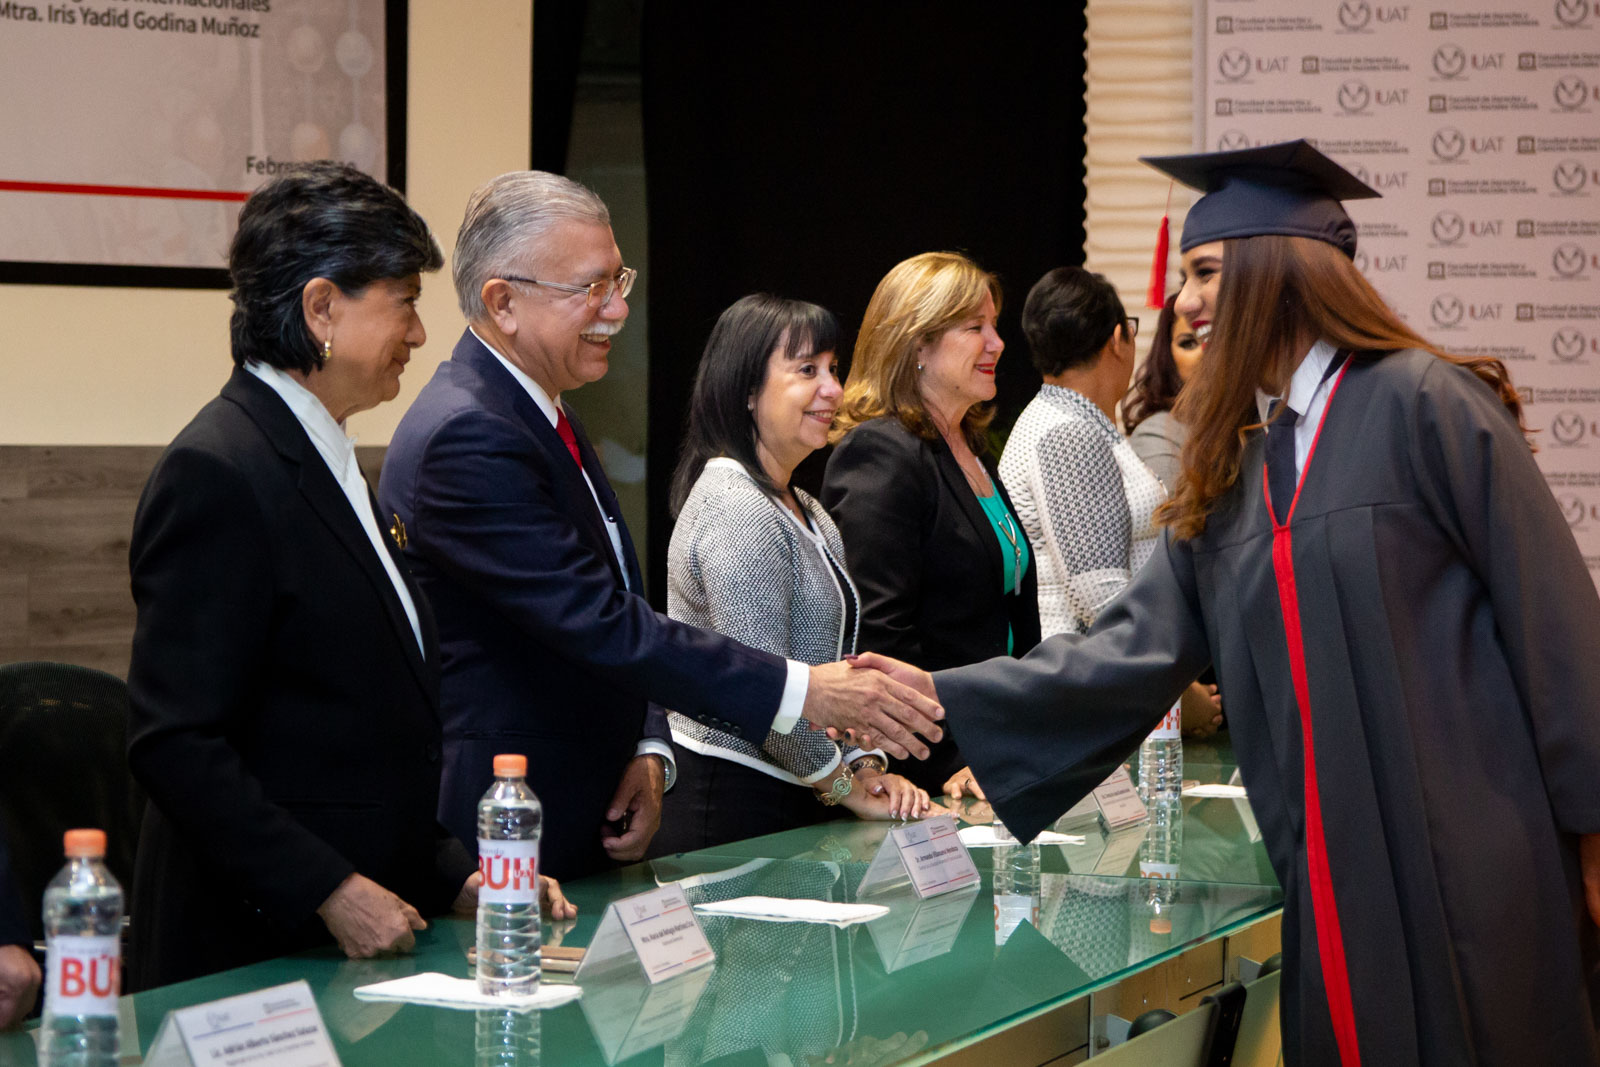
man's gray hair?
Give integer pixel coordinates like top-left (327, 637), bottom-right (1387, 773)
top-left (452, 170), bottom-right (612, 321)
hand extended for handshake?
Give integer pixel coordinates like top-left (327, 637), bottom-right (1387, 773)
top-left (801, 652), bottom-right (943, 758)
top-left (316, 869), bottom-right (578, 960)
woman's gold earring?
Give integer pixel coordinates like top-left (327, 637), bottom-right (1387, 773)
top-left (321, 338), bottom-right (332, 367)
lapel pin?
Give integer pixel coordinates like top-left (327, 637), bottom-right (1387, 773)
top-left (390, 514), bottom-right (408, 550)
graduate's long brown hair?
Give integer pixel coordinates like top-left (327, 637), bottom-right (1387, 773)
top-left (1161, 235), bottom-right (1527, 539)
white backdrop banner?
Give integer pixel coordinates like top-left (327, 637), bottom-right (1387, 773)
top-left (0, 0), bottom-right (393, 277)
top-left (1199, 0), bottom-right (1600, 585)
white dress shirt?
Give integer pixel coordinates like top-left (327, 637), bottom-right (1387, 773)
top-left (469, 330), bottom-right (807, 772)
top-left (245, 361), bottom-right (424, 654)
top-left (1256, 338), bottom-right (1342, 478)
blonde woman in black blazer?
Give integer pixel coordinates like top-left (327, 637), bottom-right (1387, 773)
top-left (822, 253), bottom-right (1040, 796)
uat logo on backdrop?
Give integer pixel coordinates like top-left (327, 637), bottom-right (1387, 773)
top-left (1553, 160), bottom-right (1591, 193)
top-left (1554, 0), bottom-right (1591, 27)
top-left (1553, 328), bottom-right (1587, 360)
top-left (1552, 410), bottom-right (1588, 445)
top-left (1558, 493), bottom-right (1586, 526)
top-left (1338, 80), bottom-right (1371, 111)
top-left (1338, 0), bottom-right (1372, 29)
top-left (1431, 211), bottom-right (1466, 244)
top-left (1554, 243), bottom-right (1589, 277)
top-left (1432, 127), bottom-right (1467, 160)
top-left (1554, 76), bottom-right (1590, 110)
top-left (1219, 48), bottom-right (1251, 81)
top-left (1433, 44), bottom-right (1467, 78)
top-left (1217, 129), bottom-right (1254, 151)
top-left (1431, 294), bottom-right (1465, 327)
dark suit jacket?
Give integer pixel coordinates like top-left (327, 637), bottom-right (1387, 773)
top-left (378, 331), bottom-right (788, 879)
top-left (125, 369), bottom-right (474, 991)
top-left (821, 416), bottom-right (1041, 786)
top-left (0, 831), bottom-right (27, 949)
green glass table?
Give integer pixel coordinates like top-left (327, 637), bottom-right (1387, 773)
top-left (3, 740), bottom-right (1281, 1066)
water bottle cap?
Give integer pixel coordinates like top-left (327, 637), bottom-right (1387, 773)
top-left (1149, 917), bottom-right (1172, 935)
top-left (493, 754), bottom-right (527, 777)
top-left (63, 829), bottom-right (106, 858)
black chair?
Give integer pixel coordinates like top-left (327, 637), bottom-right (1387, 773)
top-left (0, 662), bottom-right (144, 950)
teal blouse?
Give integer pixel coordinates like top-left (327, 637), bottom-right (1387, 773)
top-left (976, 491), bottom-right (1030, 655)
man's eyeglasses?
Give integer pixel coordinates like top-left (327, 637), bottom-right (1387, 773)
top-left (1123, 316), bottom-right (1140, 340)
top-left (501, 266), bottom-right (637, 310)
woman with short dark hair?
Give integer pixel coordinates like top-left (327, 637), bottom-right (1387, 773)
top-left (999, 267), bottom-right (1164, 638)
top-left (651, 294), bottom-right (930, 854)
top-left (126, 161), bottom-right (570, 990)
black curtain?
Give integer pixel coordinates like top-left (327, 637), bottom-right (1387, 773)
top-left (642, 3), bottom-right (1088, 605)
top-left (530, 0), bottom-right (589, 174)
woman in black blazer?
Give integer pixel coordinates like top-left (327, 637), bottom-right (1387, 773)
top-left (822, 252), bottom-right (1041, 795)
top-left (124, 163), bottom-right (572, 990)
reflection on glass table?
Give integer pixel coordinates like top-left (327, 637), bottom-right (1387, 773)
top-left (0, 742), bottom-right (1281, 1065)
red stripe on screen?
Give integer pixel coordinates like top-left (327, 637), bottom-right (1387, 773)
top-left (0, 180), bottom-right (250, 203)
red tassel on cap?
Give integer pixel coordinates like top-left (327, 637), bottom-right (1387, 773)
top-left (1146, 182), bottom-right (1174, 309)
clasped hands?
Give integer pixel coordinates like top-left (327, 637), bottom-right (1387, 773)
top-left (317, 869), bottom-right (577, 961)
top-left (802, 652), bottom-right (943, 758)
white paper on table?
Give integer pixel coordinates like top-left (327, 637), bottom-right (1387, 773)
top-left (691, 896), bottom-right (889, 927)
top-left (352, 973), bottom-right (582, 1013)
top-left (957, 826), bottom-right (1085, 848)
top-left (1183, 784), bottom-right (1249, 798)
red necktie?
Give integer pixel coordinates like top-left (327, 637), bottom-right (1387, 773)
top-left (555, 408), bottom-right (583, 470)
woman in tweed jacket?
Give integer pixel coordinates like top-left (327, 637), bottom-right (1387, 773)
top-left (649, 295), bottom-right (930, 856)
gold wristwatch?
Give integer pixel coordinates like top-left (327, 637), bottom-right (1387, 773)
top-left (815, 764), bottom-right (855, 806)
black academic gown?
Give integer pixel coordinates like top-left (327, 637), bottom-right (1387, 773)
top-left (938, 350), bottom-right (1600, 1066)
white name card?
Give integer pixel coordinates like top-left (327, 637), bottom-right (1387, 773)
top-left (143, 980), bottom-right (339, 1067)
top-left (1092, 766), bottom-right (1150, 832)
top-left (858, 815), bottom-right (980, 900)
top-left (574, 885), bottom-right (715, 987)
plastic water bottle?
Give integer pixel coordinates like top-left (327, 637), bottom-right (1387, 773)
top-left (1140, 795), bottom-right (1184, 936)
top-left (1138, 701), bottom-right (1184, 801)
top-left (478, 753), bottom-right (542, 996)
top-left (41, 829), bottom-right (122, 1067)
top-left (990, 818), bottom-right (1040, 947)
top-left (475, 1007), bottom-right (541, 1066)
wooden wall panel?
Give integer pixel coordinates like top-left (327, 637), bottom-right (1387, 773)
top-left (0, 444), bottom-right (386, 680)
top-left (1085, 0), bottom-right (1198, 343)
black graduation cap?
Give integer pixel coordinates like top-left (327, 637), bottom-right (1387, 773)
top-left (1140, 139), bottom-right (1381, 259)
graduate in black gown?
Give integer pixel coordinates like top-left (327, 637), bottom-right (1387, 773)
top-left (853, 141), bottom-right (1600, 1065)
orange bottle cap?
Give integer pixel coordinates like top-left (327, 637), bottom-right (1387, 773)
top-left (493, 754), bottom-right (527, 777)
top-left (1149, 917), bottom-right (1173, 935)
top-left (63, 829), bottom-right (106, 858)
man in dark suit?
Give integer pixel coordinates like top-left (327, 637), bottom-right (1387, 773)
top-left (0, 831), bottom-right (39, 1029)
top-left (380, 171), bottom-right (943, 879)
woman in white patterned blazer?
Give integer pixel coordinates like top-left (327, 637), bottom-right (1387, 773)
top-left (649, 295), bottom-right (931, 855)
top-left (997, 267), bottom-right (1220, 733)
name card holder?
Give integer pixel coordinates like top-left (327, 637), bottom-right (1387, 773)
top-left (1092, 766), bottom-right (1150, 832)
top-left (865, 882), bottom-right (980, 972)
top-left (573, 884), bottom-right (715, 987)
top-left (144, 980), bottom-right (340, 1067)
top-left (578, 962), bottom-right (713, 1065)
top-left (857, 815), bottom-right (980, 900)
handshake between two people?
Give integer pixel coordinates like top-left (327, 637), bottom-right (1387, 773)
top-left (800, 652), bottom-right (943, 759)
